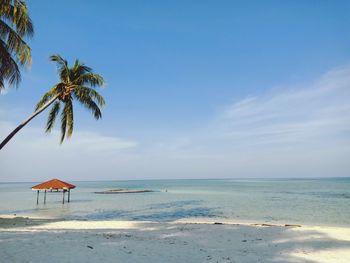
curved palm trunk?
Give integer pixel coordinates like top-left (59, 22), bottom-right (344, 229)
top-left (0, 95), bottom-right (59, 150)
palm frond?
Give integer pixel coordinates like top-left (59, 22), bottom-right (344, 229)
top-left (0, 0), bottom-right (33, 89)
top-left (0, 0), bottom-right (34, 37)
top-left (70, 62), bottom-right (92, 82)
top-left (75, 72), bottom-right (105, 87)
top-left (45, 101), bottom-right (60, 133)
top-left (35, 85), bottom-right (58, 110)
top-left (65, 100), bottom-right (74, 138)
top-left (59, 100), bottom-right (74, 143)
top-left (50, 54), bottom-right (69, 82)
top-left (74, 86), bottom-right (105, 107)
top-left (60, 103), bottom-right (67, 144)
top-left (38, 54), bottom-right (106, 143)
top-left (74, 94), bottom-right (102, 120)
top-left (13, 0), bottom-right (34, 37)
top-left (0, 40), bottom-right (21, 88)
top-left (49, 54), bottom-right (67, 66)
top-left (0, 20), bottom-right (31, 66)
top-left (0, 19), bottom-right (31, 53)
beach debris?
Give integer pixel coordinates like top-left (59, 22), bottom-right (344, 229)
top-left (103, 233), bottom-right (118, 239)
top-left (214, 222), bottom-right (223, 225)
top-left (261, 224), bottom-right (275, 227)
top-left (122, 246), bottom-right (132, 254)
top-left (250, 223), bottom-right (302, 228)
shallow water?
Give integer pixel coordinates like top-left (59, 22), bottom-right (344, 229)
top-left (0, 178), bottom-right (349, 226)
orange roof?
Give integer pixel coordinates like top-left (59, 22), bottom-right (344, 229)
top-left (32, 179), bottom-right (76, 190)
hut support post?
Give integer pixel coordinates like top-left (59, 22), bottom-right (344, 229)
top-left (36, 190), bottom-right (39, 205)
top-left (62, 190), bottom-right (65, 204)
top-left (44, 190), bottom-right (47, 204)
top-left (68, 189), bottom-right (70, 203)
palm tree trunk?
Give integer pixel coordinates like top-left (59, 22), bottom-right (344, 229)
top-left (0, 95), bottom-right (59, 150)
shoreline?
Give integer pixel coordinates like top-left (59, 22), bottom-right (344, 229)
top-left (1, 213), bottom-right (349, 228)
top-left (1, 215), bottom-right (349, 235)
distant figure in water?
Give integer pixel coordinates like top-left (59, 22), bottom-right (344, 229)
top-left (165, 189), bottom-right (168, 192)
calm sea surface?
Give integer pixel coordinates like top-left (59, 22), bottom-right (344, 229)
top-left (0, 178), bottom-right (349, 226)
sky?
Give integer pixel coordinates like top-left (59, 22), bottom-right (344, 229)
top-left (0, 0), bottom-right (350, 182)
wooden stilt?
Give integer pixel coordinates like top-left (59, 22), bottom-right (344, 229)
top-left (44, 190), bottom-right (47, 204)
top-left (62, 190), bottom-right (65, 204)
top-left (68, 189), bottom-right (70, 203)
top-left (36, 190), bottom-right (39, 205)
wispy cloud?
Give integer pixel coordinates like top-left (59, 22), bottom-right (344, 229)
top-left (0, 120), bottom-right (138, 181)
top-left (146, 66), bottom-right (350, 178)
top-left (218, 66), bottom-right (350, 147)
top-left (0, 121), bottom-right (137, 152)
top-left (1, 66), bottom-right (349, 181)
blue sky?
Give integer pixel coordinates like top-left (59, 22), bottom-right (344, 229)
top-left (1, 1), bottom-right (350, 181)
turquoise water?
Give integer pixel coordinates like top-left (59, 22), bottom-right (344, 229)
top-left (0, 178), bottom-right (349, 226)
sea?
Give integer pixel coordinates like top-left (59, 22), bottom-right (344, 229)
top-left (0, 178), bottom-right (349, 226)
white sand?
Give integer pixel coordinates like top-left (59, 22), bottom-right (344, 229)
top-left (1, 217), bottom-right (349, 263)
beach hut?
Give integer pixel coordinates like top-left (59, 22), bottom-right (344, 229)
top-left (31, 179), bottom-right (76, 204)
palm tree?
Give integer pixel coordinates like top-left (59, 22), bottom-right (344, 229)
top-left (0, 0), bottom-right (34, 90)
top-left (0, 54), bottom-right (105, 150)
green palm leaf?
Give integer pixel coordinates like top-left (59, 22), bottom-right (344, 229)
top-left (0, 0), bottom-right (33, 90)
top-left (0, 40), bottom-right (21, 87)
top-left (60, 105), bottom-right (67, 144)
top-left (74, 94), bottom-right (102, 120)
top-left (46, 101), bottom-right (60, 133)
top-left (35, 85), bottom-right (59, 110)
top-left (50, 55), bottom-right (70, 82)
top-left (36, 55), bottom-right (106, 143)
top-left (0, 53), bottom-right (106, 149)
top-left (74, 86), bottom-right (105, 107)
top-left (65, 99), bottom-right (74, 138)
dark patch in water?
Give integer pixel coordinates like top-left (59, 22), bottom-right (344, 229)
top-left (269, 191), bottom-right (350, 199)
top-left (149, 200), bottom-right (204, 209)
top-left (67, 201), bottom-right (220, 221)
top-left (314, 192), bottom-right (350, 199)
top-left (70, 207), bottom-right (220, 221)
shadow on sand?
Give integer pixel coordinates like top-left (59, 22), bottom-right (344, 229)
top-left (0, 220), bottom-right (349, 263)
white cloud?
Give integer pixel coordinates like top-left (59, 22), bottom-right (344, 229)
top-left (218, 66), bottom-right (350, 147)
top-left (158, 66), bottom-right (350, 178)
top-left (0, 121), bottom-right (137, 151)
top-left (0, 121), bottom-right (138, 182)
top-left (1, 65), bottom-right (349, 181)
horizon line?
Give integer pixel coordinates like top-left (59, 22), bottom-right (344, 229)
top-left (1, 176), bottom-right (349, 184)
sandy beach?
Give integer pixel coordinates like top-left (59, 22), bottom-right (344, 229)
top-left (1, 216), bottom-right (349, 263)
top-left (1, 0), bottom-right (349, 262)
